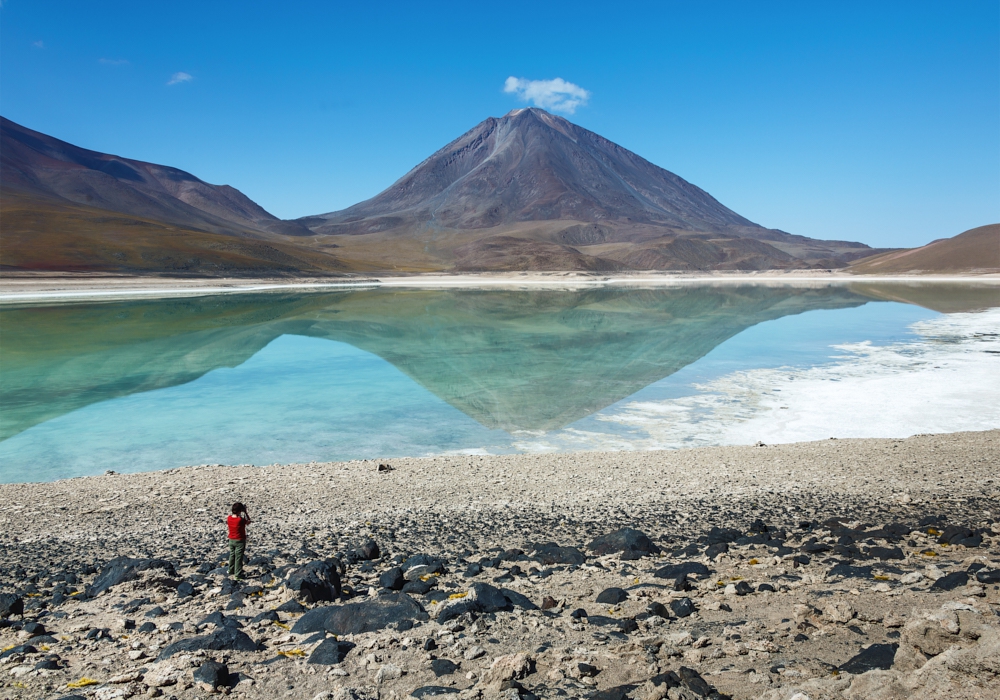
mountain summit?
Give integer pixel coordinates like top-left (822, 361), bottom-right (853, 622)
top-left (300, 109), bottom-right (883, 271)
top-left (306, 108), bottom-right (756, 234)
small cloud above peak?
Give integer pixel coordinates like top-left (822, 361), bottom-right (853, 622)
top-left (167, 71), bottom-right (193, 86)
top-left (503, 76), bottom-right (590, 114)
top-left (32, 40), bottom-right (45, 49)
top-left (99, 58), bottom-right (129, 66)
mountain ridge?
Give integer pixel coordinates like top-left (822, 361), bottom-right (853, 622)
top-left (0, 111), bottom-right (960, 274)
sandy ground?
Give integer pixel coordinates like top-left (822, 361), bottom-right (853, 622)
top-left (1, 431), bottom-right (998, 700)
top-left (1, 270), bottom-right (998, 303)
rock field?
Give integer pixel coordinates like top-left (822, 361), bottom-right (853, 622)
top-left (1, 430), bottom-right (998, 700)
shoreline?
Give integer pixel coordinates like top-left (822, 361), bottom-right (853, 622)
top-left (1, 270), bottom-right (998, 303)
top-left (0, 430), bottom-right (998, 700)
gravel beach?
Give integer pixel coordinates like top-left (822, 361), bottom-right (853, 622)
top-left (1, 430), bottom-right (998, 700)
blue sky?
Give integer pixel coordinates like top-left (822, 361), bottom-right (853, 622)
top-left (2, 1), bottom-right (997, 248)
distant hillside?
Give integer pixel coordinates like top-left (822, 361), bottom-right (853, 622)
top-left (0, 117), bottom-right (348, 274)
top-left (301, 108), bottom-right (887, 271)
top-left (849, 224), bottom-right (1000, 275)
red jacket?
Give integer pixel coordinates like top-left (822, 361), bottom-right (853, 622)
top-left (227, 514), bottom-right (247, 540)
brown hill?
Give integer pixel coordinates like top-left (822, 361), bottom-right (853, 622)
top-left (849, 224), bottom-right (1000, 274)
top-left (0, 117), bottom-right (352, 274)
top-left (300, 108), bottom-right (888, 271)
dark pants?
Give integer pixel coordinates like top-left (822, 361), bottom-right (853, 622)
top-left (228, 538), bottom-right (246, 578)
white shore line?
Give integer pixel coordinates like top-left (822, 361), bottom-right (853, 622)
top-left (0, 273), bottom-right (997, 303)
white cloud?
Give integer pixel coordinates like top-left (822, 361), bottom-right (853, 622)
top-left (32, 40), bottom-right (44, 49)
top-left (99, 58), bottom-right (129, 66)
top-left (167, 71), bottom-right (193, 86)
top-left (503, 76), bottom-right (590, 114)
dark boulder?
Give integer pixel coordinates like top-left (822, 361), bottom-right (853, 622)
top-left (828, 564), bottom-right (873, 579)
top-left (21, 621), bottom-right (45, 637)
top-left (402, 554), bottom-right (445, 573)
top-left (287, 560), bottom-right (341, 603)
top-left (0, 594), bottom-right (24, 618)
top-left (531, 542), bottom-right (587, 566)
top-left (654, 562), bottom-right (711, 580)
top-left (307, 638), bottom-right (356, 665)
top-left (670, 598), bottom-right (696, 618)
top-left (596, 588), bottom-right (628, 604)
top-left (324, 593), bottom-right (426, 635)
top-left (588, 528), bottom-right (660, 560)
top-left (402, 580), bottom-right (434, 595)
top-left (251, 610), bottom-right (280, 624)
top-left (193, 660), bottom-right (230, 688)
top-left (801, 542), bottom-right (832, 554)
top-left (411, 687), bottom-right (460, 698)
top-left (176, 582), bottom-right (195, 598)
top-left (646, 602), bottom-right (670, 619)
top-left (672, 574), bottom-right (693, 592)
top-left (379, 567), bottom-right (405, 591)
top-left (290, 607), bottom-right (333, 635)
top-left (356, 539), bottom-right (381, 560)
top-left (840, 643), bottom-right (898, 674)
top-left (705, 543), bottom-right (729, 559)
top-left (733, 581), bottom-right (753, 596)
top-left (678, 666), bottom-right (714, 697)
top-left (706, 527), bottom-right (742, 545)
top-left (157, 627), bottom-right (260, 660)
top-left (589, 686), bottom-right (636, 700)
top-left (937, 526), bottom-right (973, 545)
top-left (0, 644), bottom-right (36, 660)
top-left (276, 599), bottom-right (306, 614)
top-left (198, 612), bottom-right (242, 629)
top-left (975, 569), bottom-right (1000, 584)
top-left (866, 547), bottom-right (904, 561)
top-left (931, 571), bottom-right (969, 591)
top-left (501, 588), bottom-right (538, 611)
top-left (86, 557), bottom-right (176, 598)
top-left (431, 658), bottom-right (460, 677)
top-left (435, 583), bottom-right (511, 623)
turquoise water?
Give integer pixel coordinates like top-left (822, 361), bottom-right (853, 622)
top-left (0, 283), bottom-right (996, 482)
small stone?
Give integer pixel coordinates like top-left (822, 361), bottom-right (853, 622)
top-left (464, 645), bottom-right (486, 660)
top-left (375, 663), bottom-right (403, 683)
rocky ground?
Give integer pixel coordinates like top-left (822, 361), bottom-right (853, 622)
top-left (1, 430), bottom-right (998, 700)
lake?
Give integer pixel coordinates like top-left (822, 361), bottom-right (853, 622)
top-left (1, 281), bottom-right (997, 483)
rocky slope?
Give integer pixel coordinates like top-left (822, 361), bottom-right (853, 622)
top-left (1, 118), bottom-right (311, 238)
top-left (1, 431), bottom-right (998, 700)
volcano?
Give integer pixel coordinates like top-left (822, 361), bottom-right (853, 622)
top-left (300, 108), bottom-right (884, 271)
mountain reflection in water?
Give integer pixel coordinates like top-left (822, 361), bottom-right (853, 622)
top-left (1, 282), bottom-right (996, 476)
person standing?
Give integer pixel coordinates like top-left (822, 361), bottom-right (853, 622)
top-left (227, 502), bottom-right (252, 580)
